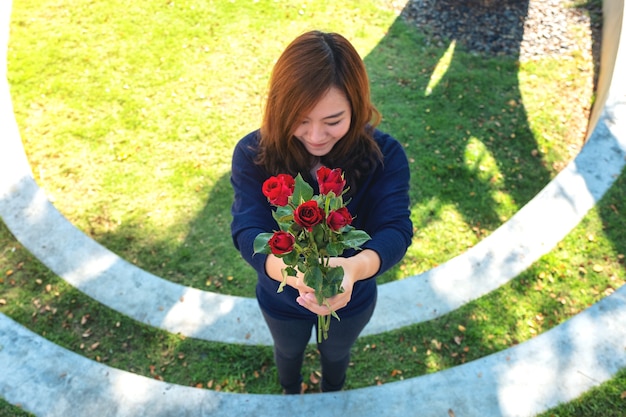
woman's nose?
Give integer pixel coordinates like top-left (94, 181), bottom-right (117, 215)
top-left (308, 123), bottom-right (324, 143)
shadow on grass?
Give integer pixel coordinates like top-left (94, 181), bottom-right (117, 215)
top-left (91, 1), bottom-right (603, 294)
top-left (368, 1), bottom-right (546, 230)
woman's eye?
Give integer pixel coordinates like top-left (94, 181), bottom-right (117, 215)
top-left (327, 120), bottom-right (341, 126)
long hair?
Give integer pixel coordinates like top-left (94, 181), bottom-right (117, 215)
top-left (256, 30), bottom-right (382, 189)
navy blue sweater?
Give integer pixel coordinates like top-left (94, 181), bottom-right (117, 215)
top-left (230, 129), bottom-right (413, 320)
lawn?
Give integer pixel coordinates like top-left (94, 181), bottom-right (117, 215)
top-left (1, 0), bottom-right (624, 415)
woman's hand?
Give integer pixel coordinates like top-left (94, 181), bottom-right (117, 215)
top-left (269, 249), bottom-right (380, 316)
top-left (266, 254), bottom-right (316, 295)
top-left (296, 257), bottom-right (356, 315)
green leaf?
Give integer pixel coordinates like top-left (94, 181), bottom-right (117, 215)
top-left (326, 241), bottom-right (344, 257)
top-left (328, 194), bottom-right (344, 211)
top-left (322, 266), bottom-right (344, 299)
top-left (253, 233), bottom-right (273, 254)
top-left (325, 266), bottom-right (344, 287)
top-left (312, 224), bottom-right (327, 250)
top-left (341, 229), bottom-right (371, 249)
top-left (282, 251), bottom-right (299, 266)
top-left (304, 266), bottom-right (323, 304)
top-left (284, 266), bottom-right (298, 277)
top-left (273, 205), bottom-right (294, 231)
top-left (292, 173), bottom-right (313, 204)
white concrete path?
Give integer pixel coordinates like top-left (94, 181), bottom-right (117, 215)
top-left (1, 285), bottom-right (624, 417)
top-left (1, 0), bottom-right (626, 416)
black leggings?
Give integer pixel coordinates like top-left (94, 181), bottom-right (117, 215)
top-left (260, 299), bottom-right (376, 394)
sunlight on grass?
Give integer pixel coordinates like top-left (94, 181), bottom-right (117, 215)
top-left (518, 55), bottom-right (594, 171)
top-left (8, 0), bottom-right (403, 291)
top-left (425, 39), bottom-right (456, 96)
top-left (8, 0), bottom-right (597, 294)
top-left (464, 136), bottom-right (501, 183)
top-left (463, 136), bottom-right (514, 221)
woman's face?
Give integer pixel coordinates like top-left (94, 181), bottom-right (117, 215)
top-left (293, 87), bottom-right (352, 157)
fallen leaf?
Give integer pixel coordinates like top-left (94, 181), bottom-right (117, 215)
top-left (0, 299), bottom-right (6, 306)
top-left (592, 264), bottom-right (604, 272)
top-left (621, 391), bottom-right (626, 399)
top-left (390, 369), bottom-right (402, 377)
top-left (448, 409), bottom-right (456, 417)
top-left (458, 325), bottom-right (466, 332)
top-left (309, 372), bottom-right (320, 384)
top-left (454, 336), bottom-right (463, 345)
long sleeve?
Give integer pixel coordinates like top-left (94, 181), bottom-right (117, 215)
top-left (230, 131), bottom-right (273, 276)
top-left (350, 130), bottom-right (413, 277)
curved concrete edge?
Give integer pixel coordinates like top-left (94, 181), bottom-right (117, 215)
top-left (1, 284), bottom-right (625, 417)
top-left (1, 0), bottom-right (625, 345)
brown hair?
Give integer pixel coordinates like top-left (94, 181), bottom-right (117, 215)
top-left (256, 30), bottom-right (382, 188)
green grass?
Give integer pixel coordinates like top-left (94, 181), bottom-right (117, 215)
top-left (2, 0), bottom-right (624, 415)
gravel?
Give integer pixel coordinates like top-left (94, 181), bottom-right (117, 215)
top-left (392, 0), bottom-right (602, 61)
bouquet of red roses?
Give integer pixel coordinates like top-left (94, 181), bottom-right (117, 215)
top-left (254, 166), bottom-right (371, 342)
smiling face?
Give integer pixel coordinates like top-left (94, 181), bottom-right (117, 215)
top-left (293, 87), bottom-right (352, 157)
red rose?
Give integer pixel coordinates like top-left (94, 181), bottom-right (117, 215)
top-left (294, 200), bottom-right (324, 231)
top-left (268, 231), bottom-right (295, 255)
top-left (316, 166), bottom-right (345, 196)
top-left (326, 207), bottom-right (352, 231)
top-left (262, 174), bottom-right (295, 206)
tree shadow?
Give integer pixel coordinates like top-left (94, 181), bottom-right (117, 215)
top-left (362, 1), bottom-right (544, 276)
top-left (92, 1), bottom-right (603, 293)
top-left (361, 0), bottom-right (602, 280)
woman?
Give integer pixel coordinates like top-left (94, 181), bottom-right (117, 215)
top-left (230, 30), bottom-right (413, 394)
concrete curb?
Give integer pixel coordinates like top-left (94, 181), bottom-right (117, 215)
top-left (1, 284), bottom-right (625, 417)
